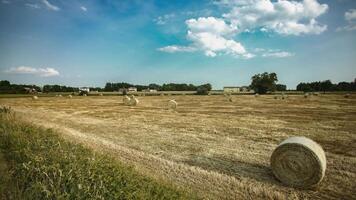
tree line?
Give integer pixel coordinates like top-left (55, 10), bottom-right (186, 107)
top-left (296, 80), bottom-right (356, 92)
top-left (104, 82), bottom-right (211, 92)
top-left (0, 80), bottom-right (42, 94)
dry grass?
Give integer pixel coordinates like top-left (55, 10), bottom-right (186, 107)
top-left (0, 94), bottom-right (355, 199)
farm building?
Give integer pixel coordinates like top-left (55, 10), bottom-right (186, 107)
top-left (79, 87), bottom-right (90, 95)
top-left (223, 86), bottom-right (250, 93)
top-left (128, 87), bottom-right (137, 92)
top-left (24, 87), bottom-right (38, 94)
top-left (142, 89), bottom-right (158, 93)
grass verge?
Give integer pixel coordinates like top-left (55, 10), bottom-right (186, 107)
top-left (0, 108), bottom-right (192, 200)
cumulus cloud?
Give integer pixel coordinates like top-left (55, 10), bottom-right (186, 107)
top-left (345, 9), bottom-right (356, 21)
top-left (158, 0), bottom-right (323, 58)
top-left (337, 9), bottom-right (356, 31)
top-left (159, 17), bottom-right (253, 58)
top-left (6, 66), bottom-right (60, 77)
top-left (42, 0), bottom-right (59, 11)
top-left (221, 0), bottom-right (328, 35)
top-left (157, 45), bottom-right (196, 53)
top-left (80, 6), bottom-right (87, 12)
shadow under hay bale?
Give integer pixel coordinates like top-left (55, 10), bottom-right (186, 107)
top-left (270, 136), bottom-right (326, 188)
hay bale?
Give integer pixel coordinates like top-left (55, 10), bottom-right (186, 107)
top-left (58, 94), bottom-right (62, 97)
top-left (168, 100), bottom-right (178, 110)
top-left (274, 96), bottom-right (279, 100)
top-left (68, 95), bottom-right (72, 98)
top-left (130, 97), bottom-right (139, 106)
top-left (304, 93), bottom-right (309, 98)
top-left (254, 93), bottom-right (259, 97)
top-left (32, 96), bottom-right (38, 100)
top-left (344, 93), bottom-right (350, 98)
top-left (99, 93), bottom-right (103, 96)
top-left (270, 136), bottom-right (326, 188)
top-left (83, 94), bottom-right (87, 97)
top-left (123, 95), bottom-right (131, 105)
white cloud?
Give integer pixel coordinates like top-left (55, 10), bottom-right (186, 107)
top-left (186, 17), bottom-right (237, 36)
top-left (6, 66), bottom-right (60, 77)
top-left (158, 1), bottom-right (325, 58)
top-left (25, 3), bottom-right (40, 9)
top-left (221, 0), bottom-right (328, 35)
top-left (1, 0), bottom-right (10, 4)
top-left (262, 51), bottom-right (294, 58)
top-left (157, 45), bottom-right (196, 53)
top-left (337, 9), bottom-right (356, 31)
top-left (42, 0), bottom-right (59, 11)
top-left (80, 6), bottom-right (87, 12)
top-left (345, 9), bottom-right (356, 21)
top-left (154, 14), bottom-right (175, 25)
top-left (159, 17), bottom-right (253, 58)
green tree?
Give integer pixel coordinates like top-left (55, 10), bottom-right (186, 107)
top-left (250, 72), bottom-right (278, 94)
top-left (276, 84), bottom-right (287, 91)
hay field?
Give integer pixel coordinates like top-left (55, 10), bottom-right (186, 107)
top-left (0, 94), bottom-right (355, 199)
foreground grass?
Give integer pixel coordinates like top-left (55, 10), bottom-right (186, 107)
top-left (0, 110), bottom-right (191, 200)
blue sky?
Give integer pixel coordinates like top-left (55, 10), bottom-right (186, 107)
top-left (0, 0), bottom-right (355, 89)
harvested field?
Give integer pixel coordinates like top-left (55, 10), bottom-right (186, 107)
top-left (0, 94), bottom-right (355, 199)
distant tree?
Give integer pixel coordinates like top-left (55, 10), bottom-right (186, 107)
top-left (148, 83), bottom-right (161, 90)
top-left (250, 72), bottom-right (278, 94)
top-left (196, 83), bottom-right (212, 95)
top-left (276, 84), bottom-right (287, 91)
top-left (296, 83), bottom-right (312, 92)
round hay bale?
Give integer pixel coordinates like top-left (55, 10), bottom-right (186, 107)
top-left (32, 96), bottom-right (38, 100)
top-left (270, 136), bottom-right (326, 188)
top-left (228, 96), bottom-right (233, 102)
top-left (68, 95), bottom-right (72, 98)
top-left (99, 93), bottom-right (103, 96)
top-left (254, 93), bottom-right (259, 97)
top-left (304, 93), bottom-right (309, 98)
top-left (123, 95), bottom-right (131, 105)
top-left (168, 99), bottom-right (178, 110)
top-left (83, 94), bottom-right (87, 97)
top-left (130, 97), bottom-right (139, 106)
top-left (58, 94), bottom-right (63, 97)
top-left (344, 93), bottom-right (350, 98)
top-left (274, 96), bottom-right (279, 100)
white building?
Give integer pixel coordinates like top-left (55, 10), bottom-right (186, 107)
top-left (223, 86), bottom-right (251, 93)
top-left (128, 87), bottom-right (137, 92)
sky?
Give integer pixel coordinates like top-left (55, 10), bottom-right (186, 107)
top-left (0, 0), bottom-right (355, 89)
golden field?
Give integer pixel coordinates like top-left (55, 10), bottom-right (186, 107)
top-left (0, 94), bottom-right (355, 200)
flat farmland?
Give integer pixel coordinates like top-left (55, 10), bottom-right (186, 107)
top-left (0, 94), bottom-right (355, 199)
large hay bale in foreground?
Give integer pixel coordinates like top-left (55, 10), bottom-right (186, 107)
top-left (168, 100), bottom-right (178, 110)
top-left (344, 93), bottom-right (350, 98)
top-left (68, 95), bottom-right (72, 98)
top-left (271, 136), bottom-right (326, 188)
top-left (32, 96), bottom-right (38, 100)
top-left (130, 97), bottom-right (139, 106)
top-left (123, 95), bottom-right (131, 105)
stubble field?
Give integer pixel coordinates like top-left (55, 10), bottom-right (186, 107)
top-left (0, 94), bottom-right (355, 199)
